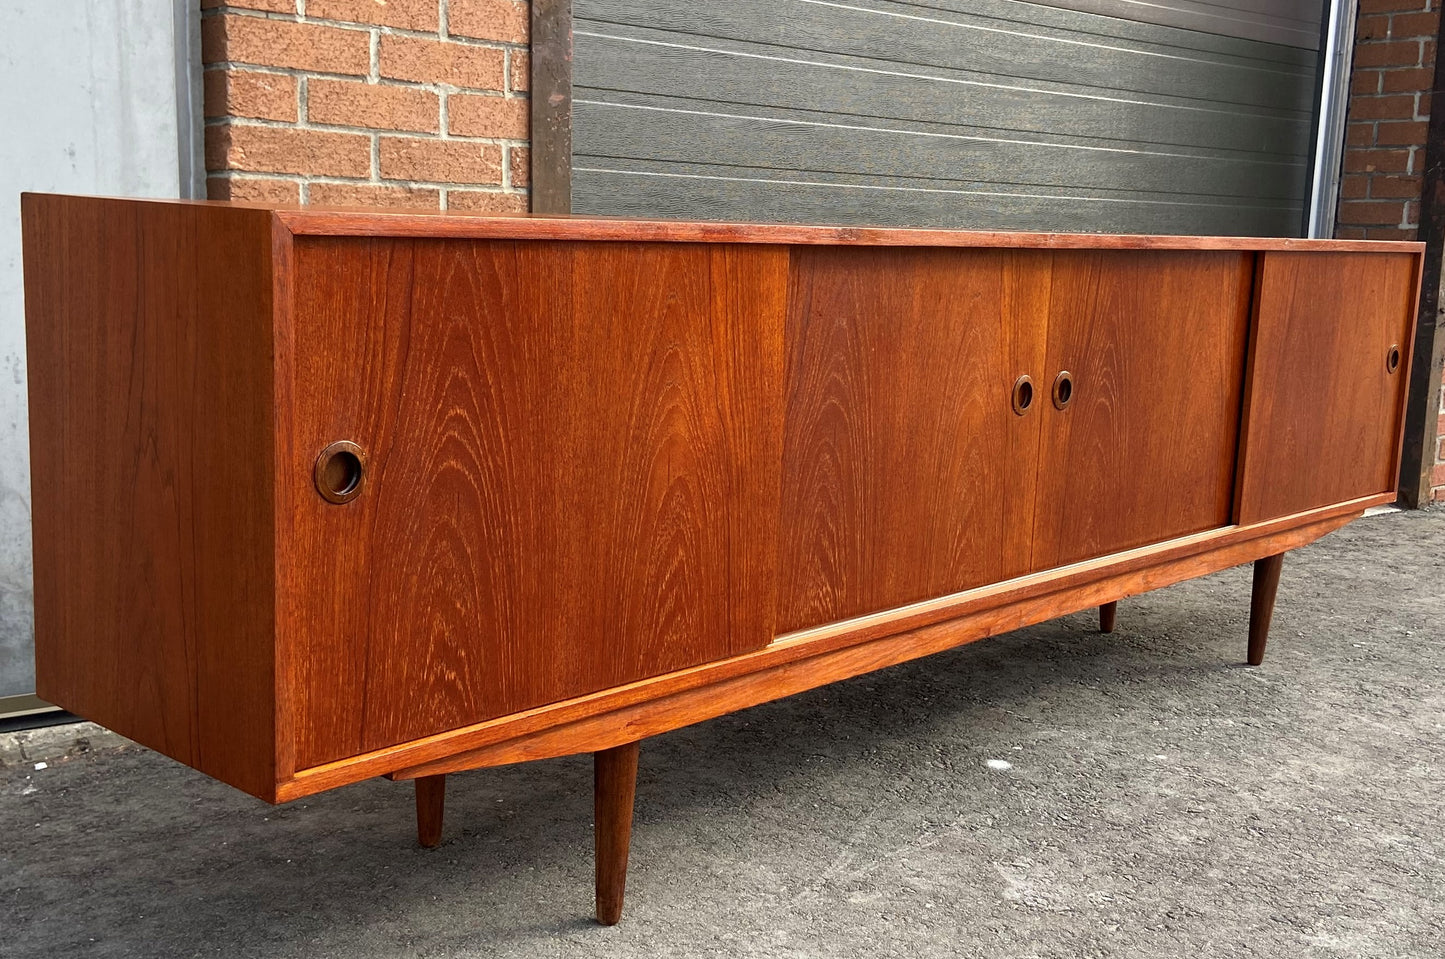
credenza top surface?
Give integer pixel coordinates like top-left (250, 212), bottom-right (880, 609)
top-left (24, 194), bottom-right (1424, 254)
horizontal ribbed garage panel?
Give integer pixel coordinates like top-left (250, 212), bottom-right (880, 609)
top-left (572, 0), bottom-right (1323, 236)
top-left (1029, 0), bottom-right (1321, 48)
top-left (573, 162), bottom-right (1301, 236)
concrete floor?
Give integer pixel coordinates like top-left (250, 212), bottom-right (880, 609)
top-left (2, 507), bottom-right (1443, 958)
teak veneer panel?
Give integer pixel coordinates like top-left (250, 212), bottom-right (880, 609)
top-left (288, 238), bottom-right (787, 766)
top-left (1236, 252), bottom-right (1419, 525)
top-left (1032, 251), bottom-right (1253, 569)
top-left (263, 204), bottom-right (1419, 253)
top-left (22, 194), bottom-right (279, 800)
top-left (371, 497), bottom-right (1375, 789)
top-left (778, 247), bottom-right (1051, 633)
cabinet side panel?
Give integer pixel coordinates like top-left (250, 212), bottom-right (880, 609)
top-left (287, 238), bottom-right (785, 766)
top-left (1236, 252), bottom-right (1418, 525)
top-left (22, 195), bottom-right (278, 800)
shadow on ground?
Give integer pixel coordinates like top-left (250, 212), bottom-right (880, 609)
top-left (3, 508), bottom-right (1443, 958)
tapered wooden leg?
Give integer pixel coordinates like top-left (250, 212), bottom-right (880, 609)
top-left (594, 741), bottom-right (641, 926)
top-left (1247, 553), bottom-right (1284, 666)
top-left (1099, 601), bottom-right (1117, 634)
top-left (415, 774), bottom-right (446, 848)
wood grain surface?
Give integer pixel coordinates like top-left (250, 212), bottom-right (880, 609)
top-left (778, 247), bottom-right (1051, 632)
top-left (285, 238), bottom-right (787, 767)
top-left (1098, 601), bottom-right (1117, 634)
top-left (594, 741), bottom-right (641, 925)
top-left (382, 507), bottom-right (1362, 784)
top-left (323, 493), bottom-right (1385, 796)
top-left (1030, 251), bottom-right (1253, 570)
top-left (415, 774), bottom-right (445, 848)
top-left (1235, 252), bottom-right (1420, 524)
top-left (274, 206), bottom-right (1419, 254)
top-left (30, 198), bottom-right (1421, 253)
top-left (22, 194), bottom-right (280, 800)
top-left (1247, 553), bottom-right (1284, 666)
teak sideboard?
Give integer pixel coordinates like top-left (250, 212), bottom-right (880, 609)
top-left (22, 194), bottom-right (1421, 924)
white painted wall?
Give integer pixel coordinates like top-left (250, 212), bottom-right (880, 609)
top-left (0, 2), bottom-right (188, 697)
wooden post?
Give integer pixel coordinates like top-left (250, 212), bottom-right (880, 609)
top-left (415, 774), bottom-right (446, 848)
top-left (529, 0), bottom-right (573, 214)
top-left (1397, 9), bottom-right (1445, 507)
top-left (1098, 601), bottom-right (1117, 633)
top-left (1247, 553), bottom-right (1284, 666)
top-left (594, 741), bottom-right (641, 925)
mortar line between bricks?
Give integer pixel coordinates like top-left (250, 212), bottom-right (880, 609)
top-left (212, 169), bottom-right (527, 193)
top-left (508, 50), bottom-right (527, 94)
top-left (211, 114), bottom-right (524, 144)
top-left (208, 79), bottom-right (521, 116)
top-left (203, 58), bottom-right (525, 95)
top-left (209, 171), bottom-right (525, 192)
top-left (202, 7), bottom-right (526, 50)
top-left (204, 68), bottom-right (520, 101)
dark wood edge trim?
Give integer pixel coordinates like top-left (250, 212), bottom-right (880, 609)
top-left (19, 195), bottom-right (1427, 252)
top-left (1398, 246), bottom-right (1442, 506)
top-left (273, 494), bottom-right (1388, 801)
top-left (1396, 10), bottom-right (1445, 507)
top-left (755, 497), bottom-right (1383, 654)
top-left (272, 212), bottom-right (1424, 252)
top-left (1232, 251), bottom-right (1268, 524)
top-left (384, 514), bottom-right (1352, 782)
top-left (1391, 249), bottom-right (1429, 504)
top-left (529, 0), bottom-right (571, 214)
top-left (269, 213), bottom-right (298, 784)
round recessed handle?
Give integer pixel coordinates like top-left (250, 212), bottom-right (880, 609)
top-left (314, 441), bottom-right (366, 504)
top-left (1011, 375), bottom-right (1035, 416)
top-left (1386, 344), bottom-right (1402, 374)
top-left (1052, 370), bottom-right (1074, 410)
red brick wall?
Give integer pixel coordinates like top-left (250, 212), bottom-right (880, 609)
top-left (1337, 1), bottom-right (1438, 241)
top-left (201, 0), bottom-right (530, 211)
top-left (1338, 0), bottom-right (1445, 502)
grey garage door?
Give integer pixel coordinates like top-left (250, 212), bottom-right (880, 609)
top-left (571, 0), bottom-right (1325, 235)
